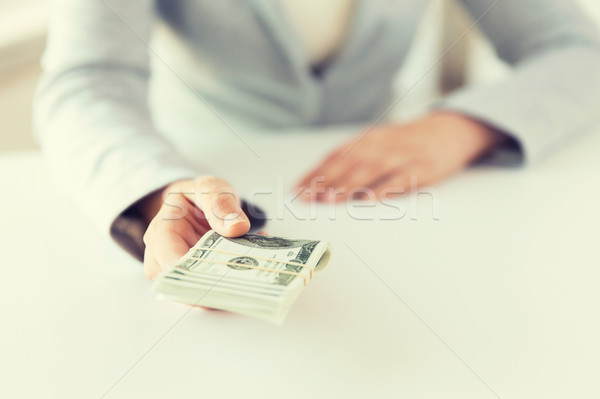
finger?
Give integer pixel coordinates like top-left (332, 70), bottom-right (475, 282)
top-left (192, 176), bottom-right (250, 237)
top-left (143, 247), bottom-right (162, 280)
top-left (145, 206), bottom-right (200, 269)
top-left (295, 125), bottom-right (398, 193)
top-left (299, 156), bottom-right (361, 200)
top-left (333, 161), bottom-right (404, 201)
top-left (151, 228), bottom-right (193, 269)
top-left (294, 146), bottom-right (345, 190)
top-left (315, 161), bottom-right (364, 202)
top-left (153, 194), bottom-right (205, 246)
top-left (369, 166), bottom-right (432, 198)
top-left (162, 190), bottom-right (212, 237)
top-left (184, 206), bottom-right (211, 237)
top-left (369, 174), bottom-right (413, 199)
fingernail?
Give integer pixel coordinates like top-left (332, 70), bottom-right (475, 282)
top-left (223, 212), bottom-right (245, 227)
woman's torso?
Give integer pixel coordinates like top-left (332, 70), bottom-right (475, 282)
top-left (153, 0), bottom-right (429, 126)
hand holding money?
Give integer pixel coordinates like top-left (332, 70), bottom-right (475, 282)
top-left (140, 176), bottom-right (253, 280)
top-left (154, 230), bottom-right (332, 324)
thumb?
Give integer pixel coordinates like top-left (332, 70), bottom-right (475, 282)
top-left (191, 176), bottom-right (250, 237)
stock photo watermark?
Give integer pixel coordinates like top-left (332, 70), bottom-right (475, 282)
top-left (161, 175), bottom-right (440, 223)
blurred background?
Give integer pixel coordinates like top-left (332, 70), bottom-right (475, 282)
top-left (1, 0), bottom-right (599, 153)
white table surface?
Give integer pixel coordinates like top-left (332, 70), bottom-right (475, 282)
top-left (1, 125), bottom-right (599, 399)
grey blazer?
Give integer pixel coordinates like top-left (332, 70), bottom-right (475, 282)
top-left (34, 0), bottom-right (600, 252)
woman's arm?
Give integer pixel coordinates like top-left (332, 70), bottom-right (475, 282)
top-left (34, 1), bottom-right (250, 265)
top-left (295, 0), bottom-right (600, 199)
top-left (35, 1), bottom-right (194, 230)
top-left (439, 0), bottom-right (600, 164)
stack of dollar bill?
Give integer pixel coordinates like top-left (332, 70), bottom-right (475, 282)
top-left (153, 230), bottom-right (331, 324)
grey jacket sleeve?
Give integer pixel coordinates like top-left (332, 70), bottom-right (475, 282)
top-left (34, 1), bottom-right (199, 242)
top-left (436, 0), bottom-right (600, 164)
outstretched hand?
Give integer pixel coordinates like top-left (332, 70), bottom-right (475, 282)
top-left (140, 177), bottom-right (250, 280)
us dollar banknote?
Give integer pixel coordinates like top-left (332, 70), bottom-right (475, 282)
top-left (153, 230), bottom-right (331, 324)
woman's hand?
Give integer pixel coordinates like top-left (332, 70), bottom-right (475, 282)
top-left (295, 112), bottom-right (505, 201)
top-left (139, 176), bottom-right (250, 280)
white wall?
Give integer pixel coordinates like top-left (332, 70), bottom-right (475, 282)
top-left (0, 0), bottom-right (48, 152)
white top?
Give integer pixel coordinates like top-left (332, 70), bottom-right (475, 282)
top-left (280, 0), bottom-right (355, 65)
